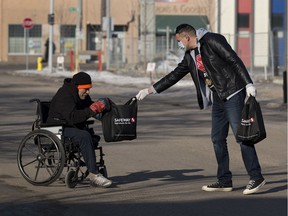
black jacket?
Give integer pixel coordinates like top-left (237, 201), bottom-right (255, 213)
top-left (47, 78), bottom-right (95, 128)
top-left (153, 31), bottom-right (253, 109)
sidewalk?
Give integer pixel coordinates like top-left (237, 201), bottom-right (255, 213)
top-left (1, 62), bottom-right (286, 110)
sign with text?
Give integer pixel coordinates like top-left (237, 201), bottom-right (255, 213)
top-left (146, 62), bottom-right (156, 72)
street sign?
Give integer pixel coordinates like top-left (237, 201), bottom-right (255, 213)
top-left (23, 18), bottom-right (33, 29)
top-left (102, 17), bottom-right (114, 31)
top-left (146, 62), bottom-right (156, 72)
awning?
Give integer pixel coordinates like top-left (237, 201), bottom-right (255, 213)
top-left (156, 15), bottom-right (209, 33)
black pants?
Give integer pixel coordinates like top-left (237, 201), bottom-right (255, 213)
top-left (63, 127), bottom-right (98, 174)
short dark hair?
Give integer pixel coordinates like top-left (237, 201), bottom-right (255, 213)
top-left (175, 24), bottom-right (196, 36)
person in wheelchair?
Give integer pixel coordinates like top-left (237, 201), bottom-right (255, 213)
top-left (47, 71), bottom-right (112, 188)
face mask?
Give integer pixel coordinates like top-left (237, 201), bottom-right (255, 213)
top-left (178, 41), bottom-right (186, 50)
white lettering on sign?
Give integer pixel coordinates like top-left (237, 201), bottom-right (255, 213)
top-left (156, 5), bottom-right (206, 14)
top-left (114, 118), bottom-right (136, 125)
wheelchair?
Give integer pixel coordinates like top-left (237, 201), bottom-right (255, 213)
top-left (17, 98), bottom-right (108, 188)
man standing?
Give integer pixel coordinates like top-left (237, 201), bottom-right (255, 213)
top-left (136, 24), bottom-right (265, 195)
top-left (47, 71), bottom-right (112, 187)
top-left (42, 39), bottom-right (56, 63)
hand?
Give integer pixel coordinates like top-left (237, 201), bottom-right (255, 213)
top-left (136, 88), bottom-right (150, 101)
top-left (246, 84), bottom-right (256, 97)
top-left (89, 101), bottom-right (105, 113)
top-left (98, 98), bottom-right (110, 111)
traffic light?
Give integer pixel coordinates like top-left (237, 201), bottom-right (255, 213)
top-left (48, 13), bottom-right (55, 25)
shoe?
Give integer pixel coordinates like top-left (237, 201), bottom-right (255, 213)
top-left (89, 173), bottom-right (112, 188)
top-left (202, 181), bottom-right (233, 192)
top-left (243, 178), bottom-right (265, 195)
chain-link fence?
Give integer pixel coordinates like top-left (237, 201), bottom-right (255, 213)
top-left (223, 31), bottom-right (287, 78)
top-left (109, 31), bottom-right (287, 79)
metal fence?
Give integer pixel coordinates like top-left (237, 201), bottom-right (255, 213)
top-left (222, 31), bottom-right (287, 78)
top-left (109, 31), bottom-right (287, 79)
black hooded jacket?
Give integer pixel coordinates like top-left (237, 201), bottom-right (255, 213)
top-left (47, 78), bottom-right (95, 129)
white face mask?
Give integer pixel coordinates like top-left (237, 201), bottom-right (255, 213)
top-left (178, 41), bottom-right (186, 50)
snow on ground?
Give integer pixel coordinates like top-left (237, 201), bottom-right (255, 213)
top-left (15, 67), bottom-right (194, 88)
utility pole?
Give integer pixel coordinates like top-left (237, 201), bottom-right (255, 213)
top-left (0, 0), bottom-right (3, 61)
top-left (106, 0), bottom-right (111, 70)
top-left (48, 0), bottom-right (54, 73)
top-left (140, 0), bottom-right (155, 74)
top-left (75, 0), bottom-right (82, 73)
top-left (216, 0), bottom-right (221, 33)
top-left (284, 0), bottom-right (287, 104)
top-left (143, 0), bottom-right (147, 74)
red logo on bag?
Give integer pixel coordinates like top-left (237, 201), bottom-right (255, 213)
top-left (131, 118), bottom-right (136, 123)
top-left (250, 118), bottom-right (254, 123)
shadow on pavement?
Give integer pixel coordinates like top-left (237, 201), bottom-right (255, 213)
top-left (110, 169), bottom-right (204, 185)
top-left (0, 197), bottom-right (286, 216)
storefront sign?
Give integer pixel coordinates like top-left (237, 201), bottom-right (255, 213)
top-left (156, 5), bottom-right (206, 14)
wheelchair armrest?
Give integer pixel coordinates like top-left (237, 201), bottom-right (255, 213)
top-left (40, 121), bottom-right (66, 127)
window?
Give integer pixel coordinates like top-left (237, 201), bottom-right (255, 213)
top-left (238, 13), bottom-right (250, 28)
top-left (60, 25), bottom-right (76, 54)
top-left (271, 13), bottom-right (284, 29)
top-left (8, 25), bottom-right (42, 54)
top-left (87, 24), bottom-right (102, 50)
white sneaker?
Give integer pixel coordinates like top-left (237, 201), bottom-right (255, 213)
top-left (89, 173), bottom-right (112, 188)
top-left (243, 178), bottom-right (265, 195)
top-left (202, 181), bottom-right (233, 192)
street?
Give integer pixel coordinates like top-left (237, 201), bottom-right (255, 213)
top-left (0, 71), bottom-right (287, 216)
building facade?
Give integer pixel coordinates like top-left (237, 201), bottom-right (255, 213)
top-left (220, 0), bottom-right (287, 73)
top-left (0, 0), bottom-right (286, 73)
top-left (0, 0), bottom-right (138, 65)
top-left (0, 0), bottom-right (214, 69)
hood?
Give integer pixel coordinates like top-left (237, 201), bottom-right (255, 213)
top-left (63, 78), bottom-right (75, 87)
top-left (196, 28), bottom-right (209, 41)
top-left (63, 78), bottom-right (78, 92)
top-left (190, 28), bottom-right (209, 57)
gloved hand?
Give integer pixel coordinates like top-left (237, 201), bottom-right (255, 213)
top-left (98, 98), bottom-right (111, 111)
top-left (136, 88), bottom-right (150, 101)
top-left (89, 100), bottom-right (105, 113)
top-left (246, 83), bottom-right (256, 97)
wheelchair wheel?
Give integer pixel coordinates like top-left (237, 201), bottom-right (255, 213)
top-left (17, 129), bottom-right (66, 186)
top-left (65, 170), bottom-right (78, 188)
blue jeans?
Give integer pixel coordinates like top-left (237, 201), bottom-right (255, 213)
top-left (211, 89), bottom-right (263, 183)
top-left (64, 127), bottom-right (98, 174)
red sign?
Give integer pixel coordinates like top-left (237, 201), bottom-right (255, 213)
top-left (23, 18), bottom-right (33, 29)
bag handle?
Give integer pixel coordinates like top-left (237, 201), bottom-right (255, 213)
top-left (245, 96), bottom-right (258, 116)
top-left (246, 96), bottom-right (258, 106)
top-left (125, 97), bottom-right (137, 105)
